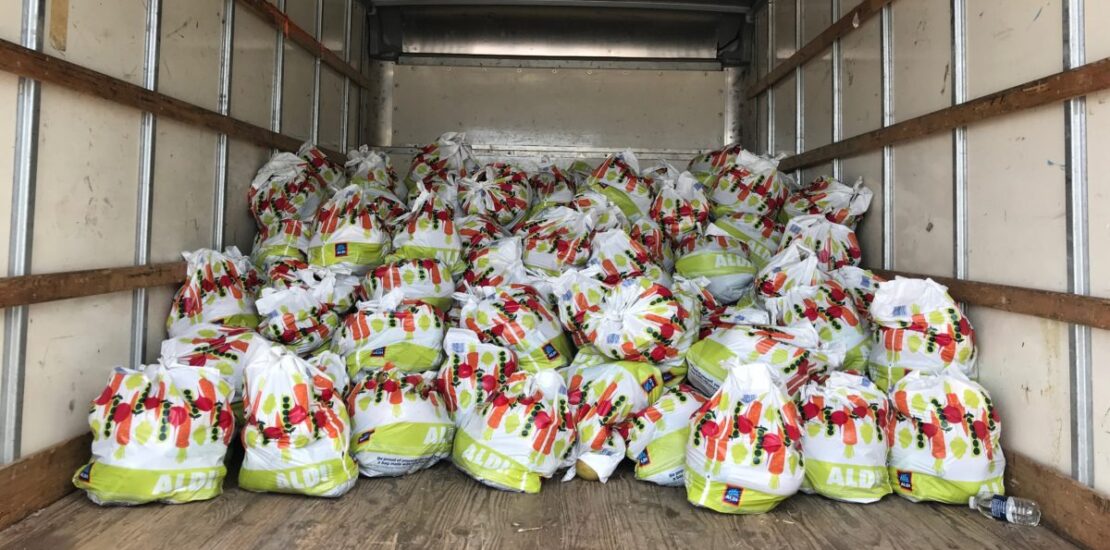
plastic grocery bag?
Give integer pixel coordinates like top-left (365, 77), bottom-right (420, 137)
top-left (685, 323), bottom-right (840, 398)
top-left (464, 236), bottom-right (529, 289)
top-left (829, 266), bottom-right (885, 319)
top-left (571, 190), bottom-right (629, 233)
top-left (549, 265), bottom-right (609, 348)
top-left (586, 150), bottom-right (654, 221)
top-left (436, 328), bottom-right (522, 422)
top-left (452, 369), bottom-right (576, 493)
top-left (889, 367), bottom-right (1004, 504)
top-left (642, 160), bottom-right (680, 193)
top-left (73, 361), bottom-right (234, 505)
top-left (248, 152), bottom-right (328, 228)
top-left (456, 213), bottom-right (509, 260)
top-left (587, 228), bottom-right (670, 287)
top-left (629, 217), bottom-right (674, 273)
top-left (225, 246), bottom-right (266, 297)
top-left (456, 285), bottom-right (573, 372)
top-left (298, 142), bottom-right (346, 192)
top-left (649, 170), bottom-right (710, 241)
top-left (158, 324), bottom-right (273, 400)
top-left (624, 384), bottom-right (706, 486)
top-left (563, 361), bottom-right (664, 482)
top-left (867, 278), bottom-right (975, 391)
top-left (167, 249), bottom-right (260, 338)
top-left (706, 150), bottom-right (786, 218)
top-left (403, 132), bottom-right (479, 196)
top-left (239, 347), bottom-right (358, 497)
top-left (707, 304), bottom-right (772, 333)
top-left (529, 159), bottom-right (577, 215)
top-left (278, 264), bottom-right (360, 314)
top-left (713, 212), bottom-right (783, 270)
top-left (255, 285), bottom-right (340, 355)
top-left (307, 350), bottom-right (350, 396)
top-left (459, 162), bottom-right (533, 229)
top-left (673, 225), bottom-right (756, 305)
top-left (389, 189), bottom-right (464, 276)
top-left (251, 218), bottom-right (310, 269)
top-left (346, 145), bottom-right (404, 201)
top-left (781, 176), bottom-right (873, 228)
top-left (347, 367), bottom-right (454, 477)
top-left (582, 277), bottom-right (691, 365)
top-left (685, 362), bottom-right (805, 514)
top-left (520, 206), bottom-right (596, 274)
top-left (687, 143), bottom-right (743, 181)
top-left (265, 258), bottom-right (310, 287)
top-left (755, 242), bottom-right (824, 299)
top-left (308, 184), bottom-right (391, 274)
top-left (799, 372), bottom-right (894, 503)
top-left (780, 214), bottom-right (862, 271)
top-left (364, 258), bottom-right (456, 312)
top-left (330, 289), bottom-right (445, 376)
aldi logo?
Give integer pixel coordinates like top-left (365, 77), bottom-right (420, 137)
top-left (77, 463), bottom-right (93, 483)
top-left (542, 343), bottom-right (559, 360)
top-left (637, 450), bottom-right (650, 466)
top-left (358, 431), bottom-right (372, 444)
top-left (371, 347), bottom-right (386, 357)
top-left (897, 470), bottom-right (913, 491)
top-left (335, 243), bottom-right (348, 257)
top-left (641, 376), bottom-right (657, 393)
top-left (722, 485), bottom-right (743, 506)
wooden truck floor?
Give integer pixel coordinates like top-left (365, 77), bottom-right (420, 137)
top-left (0, 463), bottom-right (1074, 549)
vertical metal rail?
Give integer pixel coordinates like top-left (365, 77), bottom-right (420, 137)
top-left (270, 0), bottom-right (287, 140)
top-left (213, 0), bottom-right (235, 251)
top-left (880, 2), bottom-right (894, 270)
top-left (1, 0), bottom-right (44, 463)
top-left (340, 0), bottom-right (352, 151)
top-left (794, 0), bottom-right (803, 181)
top-left (310, 0), bottom-right (323, 145)
top-left (952, 0), bottom-right (968, 280)
top-left (766, 0), bottom-right (776, 154)
top-left (830, 0), bottom-right (842, 181)
top-left (1064, 0), bottom-right (1092, 487)
top-left (129, 0), bottom-right (161, 369)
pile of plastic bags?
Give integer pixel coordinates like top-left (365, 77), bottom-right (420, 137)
top-left (74, 135), bottom-right (1006, 515)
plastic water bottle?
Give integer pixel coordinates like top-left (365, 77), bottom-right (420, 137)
top-left (968, 493), bottom-right (1041, 526)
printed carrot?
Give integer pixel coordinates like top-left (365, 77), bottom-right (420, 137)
top-left (929, 412), bottom-right (946, 459)
top-left (175, 414), bottom-right (191, 449)
top-left (293, 382), bottom-right (311, 413)
top-left (486, 402), bottom-right (509, 429)
top-left (842, 412), bottom-right (858, 446)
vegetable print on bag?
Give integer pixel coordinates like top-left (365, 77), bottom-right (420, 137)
top-left (388, 190), bottom-right (464, 276)
top-left (706, 150), bottom-right (787, 219)
top-left (73, 362), bottom-right (235, 506)
top-left (586, 150), bottom-right (655, 221)
top-left (624, 384), bottom-right (707, 487)
top-left (649, 170), bottom-right (710, 241)
top-left (167, 249), bottom-right (260, 338)
top-left (158, 324), bottom-right (273, 401)
top-left (580, 277), bottom-right (691, 365)
top-left (364, 258), bottom-right (456, 312)
top-left (331, 289), bottom-right (445, 377)
top-left (436, 328), bottom-right (524, 422)
top-left (779, 214), bottom-right (862, 271)
top-left (780, 176), bottom-right (873, 228)
top-left (308, 184), bottom-right (391, 274)
top-left (456, 285), bottom-right (573, 372)
top-left (248, 152), bottom-right (328, 228)
top-left (459, 162), bottom-right (534, 230)
top-left (403, 132), bottom-right (479, 197)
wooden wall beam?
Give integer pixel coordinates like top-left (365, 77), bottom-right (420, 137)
top-left (871, 269), bottom-right (1110, 332)
top-left (746, 0), bottom-right (891, 99)
top-left (0, 433), bottom-right (90, 531)
top-left (0, 38), bottom-right (345, 163)
top-left (0, 263), bottom-right (185, 309)
top-left (780, 56), bottom-right (1110, 172)
top-left (1006, 452), bottom-right (1110, 550)
top-left (236, 0), bottom-right (375, 91)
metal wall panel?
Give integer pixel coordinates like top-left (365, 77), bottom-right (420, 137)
top-left (801, 0), bottom-right (831, 44)
top-left (802, 55), bottom-right (832, 150)
top-left (1087, 0), bottom-right (1110, 495)
top-left (754, 4), bottom-right (769, 78)
top-left (224, 139), bottom-right (272, 255)
top-left (231, 6), bottom-right (277, 128)
top-left (973, 309), bottom-right (1073, 475)
top-left (158, 0), bottom-right (223, 110)
top-left (391, 65), bottom-right (725, 151)
top-left (842, 151), bottom-right (882, 260)
top-left (282, 45), bottom-right (315, 142)
top-left (839, 14), bottom-right (880, 138)
top-left (42, 0), bottom-right (146, 84)
top-left (755, 94), bottom-right (768, 153)
top-left (322, 0), bottom-right (346, 56)
top-left (773, 0), bottom-right (797, 67)
top-left (966, 0), bottom-right (1063, 99)
top-left (318, 67), bottom-right (345, 150)
top-left (891, 0), bottom-right (950, 121)
top-left (285, 0), bottom-right (317, 30)
top-left (839, 0), bottom-right (862, 15)
top-left (892, 133), bottom-right (954, 275)
top-left (149, 120), bottom-right (217, 263)
top-left (773, 75), bottom-right (796, 155)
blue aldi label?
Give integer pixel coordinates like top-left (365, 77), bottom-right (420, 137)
top-left (641, 376), bottom-right (657, 393)
top-left (77, 462), bottom-right (93, 482)
top-left (897, 470), bottom-right (913, 491)
top-left (637, 450), bottom-right (650, 466)
top-left (722, 485), bottom-right (743, 506)
top-left (543, 343), bottom-right (559, 360)
top-left (371, 347), bottom-right (386, 357)
top-left (335, 243), bottom-right (348, 257)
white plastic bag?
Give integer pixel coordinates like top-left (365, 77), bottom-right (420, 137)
top-left (459, 162), bottom-right (533, 229)
top-left (780, 214), bottom-right (862, 271)
top-left (388, 189), bottom-right (465, 276)
top-left (587, 228), bottom-right (670, 287)
top-left (519, 206), bottom-right (596, 274)
top-left (364, 258), bottom-right (456, 312)
top-left (649, 170), bottom-right (710, 241)
top-left (251, 218), bottom-right (310, 269)
top-left (581, 277), bottom-right (692, 365)
top-left (248, 152), bottom-right (328, 228)
top-left (255, 285), bottom-right (339, 355)
top-left (586, 150), bottom-right (654, 220)
top-left (308, 184), bottom-right (391, 274)
top-left (674, 225), bottom-right (756, 305)
top-left (167, 249), bottom-right (260, 338)
top-left (403, 132), bottom-right (479, 194)
top-left (781, 176), bottom-right (873, 228)
top-left (624, 384), bottom-right (706, 486)
top-left (712, 212), bottom-right (783, 270)
top-left (456, 285), bottom-right (573, 372)
top-left (330, 289), bottom-right (445, 377)
top-left (158, 324), bottom-right (273, 400)
top-left (436, 328), bottom-right (523, 422)
top-left (346, 145), bottom-right (405, 202)
top-left (706, 150), bottom-right (786, 218)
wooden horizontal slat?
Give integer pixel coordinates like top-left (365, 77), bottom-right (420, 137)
top-left (236, 0), bottom-right (375, 90)
top-left (0, 433), bottom-right (90, 531)
top-left (0, 38), bottom-right (345, 163)
top-left (872, 269), bottom-right (1110, 331)
top-left (1006, 452), bottom-right (1110, 550)
top-left (747, 0), bottom-right (891, 99)
top-left (780, 56), bottom-right (1110, 172)
top-left (0, 262), bottom-right (185, 309)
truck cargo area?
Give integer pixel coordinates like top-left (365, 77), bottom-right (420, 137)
top-left (0, 0), bottom-right (1109, 549)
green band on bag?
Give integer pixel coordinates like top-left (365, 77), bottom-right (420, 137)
top-left (353, 422), bottom-right (453, 457)
top-left (686, 339), bottom-right (735, 383)
top-left (346, 341), bottom-right (442, 376)
top-left (239, 456), bottom-right (358, 496)
top-left (520, 333), bottom-right (573, 372)
top-left (867, 363), bottom-right (912, 393)
top-left (452, 429), bottom-right (539, 494)
top-left (387, 246), bottom-right (464, 277)
top-left (804, 459), bottom-right (891, 502)
top-left (888, 467), bottom-right (1004, 504)
top-left (256, 245), bottom-right (305, 263)
top-left (308, 242), bottom-right (387, 269)
top-left (592, 184), bottom-right (642, 220)
top-left (684, 467), bottom-right (786, 514)
top-left (842, 343), bottom-right (869, 373)
top-left (73, 460), bottom-right (226, 505)
top-left (675, 253), bottom-right (756, 278)
top-left (634, 429), bottom-right (689, 481)
top-left (219, 313), bottom-right (262, 330)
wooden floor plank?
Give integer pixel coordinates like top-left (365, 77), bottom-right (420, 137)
top-left (0, 462), bottom-right (1077, 550)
